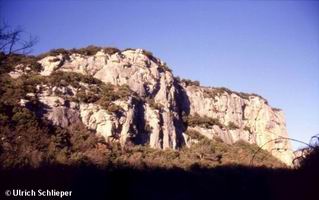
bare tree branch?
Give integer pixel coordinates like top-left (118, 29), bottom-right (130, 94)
top-left (0, 22), bottom-right (38, 55)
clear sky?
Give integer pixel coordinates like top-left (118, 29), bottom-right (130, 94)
top-left (1, 0), bottom-right (318, 149)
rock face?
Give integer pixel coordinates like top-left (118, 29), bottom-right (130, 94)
top-left (184, 85), bottom-right (293, 164)
top-left (15, 48), bottom-right (294, 165)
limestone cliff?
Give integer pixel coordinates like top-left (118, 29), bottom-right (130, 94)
top-left (10, 47), bottom-right (294, 165)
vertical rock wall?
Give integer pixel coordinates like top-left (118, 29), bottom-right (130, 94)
top-left (31, 48), bottom-right (294, 164)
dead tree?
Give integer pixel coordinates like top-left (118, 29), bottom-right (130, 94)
top-left (0, 22), bottom-right (38, 55)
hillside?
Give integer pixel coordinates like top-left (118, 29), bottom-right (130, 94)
top-left (0, 46), bottom-right (292, 167)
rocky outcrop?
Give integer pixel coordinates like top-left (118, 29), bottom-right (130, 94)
top-left (14, 48), bottom-right (293, 165)
top-left (184, 85), bottom-right (293, 165)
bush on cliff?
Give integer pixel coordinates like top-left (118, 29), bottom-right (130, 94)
top-left (37, 46), bottom-right (120, 59)
top-left (186, 113), bottom-right (223, 128)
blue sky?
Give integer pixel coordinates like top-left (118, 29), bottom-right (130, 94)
top-left (1, 0), bottom-right (318, 149)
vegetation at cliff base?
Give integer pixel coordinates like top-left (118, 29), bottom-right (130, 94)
top-left (1, 139), bottom-right (318, 200)
top-left (0, 107), bottom-right (285, 169)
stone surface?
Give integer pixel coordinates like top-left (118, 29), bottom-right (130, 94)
top-left (184, 85), bottom-right (293, 164)
top-left (16, 48), bottom-right (294, 165)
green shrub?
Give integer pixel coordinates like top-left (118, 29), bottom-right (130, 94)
top-left (202, 87), bottom-right (269, 105)
top-left (1, 69), bottom-right (133, 114)
top-left (272, 107), bottom-right (281, 112)
top-left (203, 87), bottom-right (232, 98)
top-left (37, 48), bottom-right (71, 60)
top-left (38, 46), bottom-right (120, 59)
top-left (181, 78), bottom-right (200, 86)
top-left (0, 74), bottom-right (27, 105)
top-left (123, 48), bottom-right (135, 51)
top-left (107, 104), bottom-right (123, 113)
top-left (102, 47), bottom-right (120, 55)
top-left (187, 113), bottom-right (223, 128)
top-left (0, 54), bottom-right (42, 74)
top-left (147, 98), bottom-right (164, 110)
top-left (115, 84), bottom-right (131, 99)
top-left (142, 50), bottom-right (154, 59)
top-left (160, 62), bottom-right (172, 72)
top-left (227, 122), bottom-right (239, 130)
top-left (185, 129), bottom-right (206, 141)
top-left (11, 107), bottom-right (37, 126)
top-left (70, 45), bottom-right (102, 56)
top-left (49, 71), bottom-right (102, 88)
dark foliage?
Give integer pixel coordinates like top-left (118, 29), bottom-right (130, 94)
top-left (202, 86), bottom-right (269, 104)
top-left (37, 46), bottom-right (120, 59)
top-left (1, 140), bottom-right (318, 199)
top-left (227, 121), bottom-right (239, 130)
top-left (185, 129), bottom-right (206, 140)
top-left (0, 159), bottom-right (317, 200)
top-left (186, 113), bottom-right (223, 128)
top-left (0, 53), bottom-right (42, 74)
top-left (147, 98), bottom-right (164, 110)
top-left (181, 78), bottom-right (200, 86)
